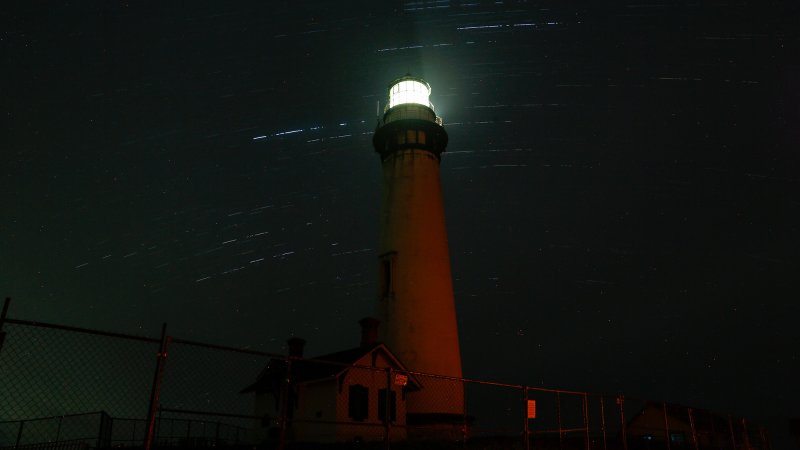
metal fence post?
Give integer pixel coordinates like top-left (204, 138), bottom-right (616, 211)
top-left (663, 402), bottom-right (672, 450)
top-left (688, 408), bottom-right (699, 450)
top-left (0, 297), bottom-right (11, 354)
top-left (523, 387), bottom-right (530, 450)
top-left (14, 420), bottom-right (24, 448)
top-left (741, 418), bottom-right (751, 450)
top-left (618, 396), bottom-right (628, 450)
top-left (759, 426), bottom-right (769, 450)
top-left (97, 411), bottom-right (112, 449)
top-left (599, 396), bottom-right (608, 450)
top-left (728, 415), bottom-right (737, 450)
top-left (56, 415), bottom-right (63, 442)
top-left (583, 393), bottom-right (590, 450)
top-left (144, 323), bottom-right (170, 450)
top-left (556, 391), bottom-right (563, 450)
top-left (385, 367), bottom-right (392, 450)
top-left (463, 379), bottom-right (468, 449)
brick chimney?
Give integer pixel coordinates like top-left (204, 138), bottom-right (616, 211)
top-left (287, 337), bottom-right (306, 358)
top-left (359, 317), bottom-right (380, 347)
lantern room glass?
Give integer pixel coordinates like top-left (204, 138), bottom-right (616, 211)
top-left (389, 79), bottom-right (432, 109)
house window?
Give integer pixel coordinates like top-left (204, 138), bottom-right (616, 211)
top-left (418, 130), bottom-right (426, 144)
top-left (406, 129), bottom-right (417, 144)
top-left (348, 384), bottom-right (369, 421)
top-left (378, 388), bottom-right (397, 422)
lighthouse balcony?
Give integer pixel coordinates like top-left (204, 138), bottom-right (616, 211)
top-left (382, 103), bottom-right (442, 126)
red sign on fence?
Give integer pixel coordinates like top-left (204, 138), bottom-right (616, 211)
top-left (527, 400), bottom-right (537, 419)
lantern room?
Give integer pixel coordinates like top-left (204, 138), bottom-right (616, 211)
top-left (388, 76), bottom-right (434, 110)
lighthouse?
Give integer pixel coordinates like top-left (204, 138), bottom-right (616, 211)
top-left (372, 75), bottom-right (464, 425)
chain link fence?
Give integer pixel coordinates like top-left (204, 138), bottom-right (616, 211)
top-left (0, 300), bottom-right (772, 450)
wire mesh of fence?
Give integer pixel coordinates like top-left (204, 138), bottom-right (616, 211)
top-left (0, 312), bottom-right (772, 450)
top-left (0, 320), bottom-right (158, 422)
top-left (159, 338), bottom-right (277, 417)
top-left (0, 412), bottom-right (111, 449)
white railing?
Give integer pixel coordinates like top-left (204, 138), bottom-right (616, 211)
top-left (384, 100), bottom-right (435, 113)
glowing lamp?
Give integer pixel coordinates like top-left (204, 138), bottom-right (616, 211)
top-left (388, 76), bottom-right (433, 110)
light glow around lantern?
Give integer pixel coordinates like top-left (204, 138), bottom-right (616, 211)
top-left (388, 78), bottom-right (432, 109)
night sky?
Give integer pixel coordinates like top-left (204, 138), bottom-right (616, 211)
top-left (3, 0), bottom-right (799, 444)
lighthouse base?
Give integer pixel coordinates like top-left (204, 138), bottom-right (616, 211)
top-left (407, 413), bottom-right (469, 442)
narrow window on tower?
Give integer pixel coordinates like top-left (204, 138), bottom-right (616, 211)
top-left (381, 260), bottom-right (392, 297)
top-left (406, 129), bottom-right (417, 144)
top-left (418, 130), bottom-right (426, 144)
top-left (397, 131), bottom-right (406, 144)
top-left (378, 253), bottom-right (395, 299)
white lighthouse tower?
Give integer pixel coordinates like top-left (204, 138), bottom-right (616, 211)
top-left (372, 75), bottom-right (464, 429)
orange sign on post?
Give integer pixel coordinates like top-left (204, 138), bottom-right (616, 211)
top-left (527, 400), bottom-right (537, 419)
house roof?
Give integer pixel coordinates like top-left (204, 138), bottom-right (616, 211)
top-left (240, 343), bottom-right (420, 394)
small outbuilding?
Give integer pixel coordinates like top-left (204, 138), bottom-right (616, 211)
top-left (626, 402), bottom-right (760, 450)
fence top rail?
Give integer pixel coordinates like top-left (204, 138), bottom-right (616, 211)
top-left (0, 411), bottom-right (107, 424)
top-left (170, 337), bottom-right (282, 357)
top-left (5, 318), bottom-right (160, 343)
top-left (525, 385), bottom-right (592, 396)
top-left (157, 407), bottom-right (258, 421)
top-left (408, 371), bottom-right (591, 396)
